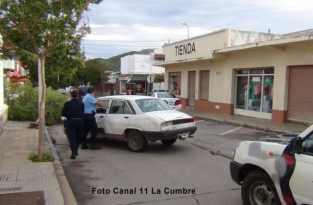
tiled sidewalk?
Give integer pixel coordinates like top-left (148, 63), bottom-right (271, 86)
top-left (0, 121), bottom-right (64, 205)
top-left (184, 109), bottom-right (309, 134)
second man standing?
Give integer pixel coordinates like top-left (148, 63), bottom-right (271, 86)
top-left (81, 87), bottom-right (101, 149)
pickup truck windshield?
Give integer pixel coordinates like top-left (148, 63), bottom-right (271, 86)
top-left (135, 99), bottom-right (171, 113)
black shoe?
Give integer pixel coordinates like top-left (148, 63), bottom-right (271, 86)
top-left (81, 144), bottom-right (88, 149)
top-left (70, 155), bottom-right (76, 160)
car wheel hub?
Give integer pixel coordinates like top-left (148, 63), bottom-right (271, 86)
top-left (129, 136), bottom-right (140, 148)
top-left (250, 183), bottom-right (275, 205)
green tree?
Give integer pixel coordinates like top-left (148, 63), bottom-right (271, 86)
top-left (154, 74), bottom-right (165, 83)
top-left (76, 58), bottom-right (112, 85)
top-left (0, 0), bottom-right (102, 157)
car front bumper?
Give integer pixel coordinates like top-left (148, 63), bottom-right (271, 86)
top-left (143, 126), bottom-right (197, 141)
top-left (230, 161), bottom-right (242, 185)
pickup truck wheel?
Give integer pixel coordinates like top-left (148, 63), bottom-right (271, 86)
top-left (161, 139), bottom-right (176, 146)
top-left (242, 171), bottom-right (281, 205)
top-left (127, 130), bottom-right (146, 152)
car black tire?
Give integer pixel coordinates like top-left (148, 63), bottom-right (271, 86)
top-left (127, 130), bottom-right (147, 152)
top-left (242, 171), bottom-right (281, 205)
top-left (161, 139), bottom-right (177, 146)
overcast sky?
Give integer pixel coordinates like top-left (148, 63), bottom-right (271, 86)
top-left (82, 0), bottom-right (313, 59)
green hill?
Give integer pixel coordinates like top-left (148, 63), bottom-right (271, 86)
top-left (87, 48), bottom-right (154, 72)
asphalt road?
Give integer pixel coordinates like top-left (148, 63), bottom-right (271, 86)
top-left (50, 120), bottom-right (277, 205)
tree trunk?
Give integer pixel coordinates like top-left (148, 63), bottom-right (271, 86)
top-left (37, 56), bottom-right (46, 158)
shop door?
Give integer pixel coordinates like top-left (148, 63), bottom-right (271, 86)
top-left (188, 71), bottom-right (196, 106)
top-left (288, 66), bottom-right (313, 123)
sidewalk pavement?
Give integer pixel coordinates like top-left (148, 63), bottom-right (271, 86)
top-left (183, 109), bottom-right (309, 134)
top-left (0, 121), bottom-right (64, 205)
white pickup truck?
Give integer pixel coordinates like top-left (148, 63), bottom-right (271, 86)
top-left (230, 125), bottom-right (313, 205)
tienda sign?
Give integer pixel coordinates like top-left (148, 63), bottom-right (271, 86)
top-left (175, 42), bottom-right (196, 56)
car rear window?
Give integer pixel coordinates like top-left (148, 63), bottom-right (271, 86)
top-left (157, 92), bottom-right (174, 98)
top-left (135, 98), bottom-right (171, 113)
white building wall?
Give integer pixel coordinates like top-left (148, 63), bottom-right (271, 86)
top-left (1, 60), bottom-right (15, 70)
top-left (0, 60), bottom-right (8, 122)
top-left (180, 70), bottom-right (188, 98)
top-left (0, 35), bottom-right (8, 122)
top-left (0, 61), bottom-right (3, 107)
top-left (121, 54), bottom-right (165, 75)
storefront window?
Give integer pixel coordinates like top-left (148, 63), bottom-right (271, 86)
top-left (236, 76), bottom-right (248, 109)
top-left (262, 76), bottom-right (273, 113)
top-left (248, 76), bottom-right (262, 111)
top-left (236, 68), bottom-right (274, 113)
top-left (168, 72), bottom-right (181, 97)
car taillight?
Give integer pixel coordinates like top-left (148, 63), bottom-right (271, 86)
top-left (175, 100), bottom-right (181, 106)
top-left (186, 118), bottom-right (195, 123)
top-left (283, 195), bottom-right (295, 205)
top-left (280, 151), bottom-right (297, 205)
top-left (282, 153), bottom-right (295, 166)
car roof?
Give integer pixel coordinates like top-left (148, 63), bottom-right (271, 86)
top-left (97, 95), bottom-right (155, 101)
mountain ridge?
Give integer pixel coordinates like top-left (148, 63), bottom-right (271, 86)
top-left (86, 48), bottom-right (154, 72)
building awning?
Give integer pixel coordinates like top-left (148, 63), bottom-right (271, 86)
top-left (7, 71), bottom-right (27, 82)
top-left (120, 74), bottom-right (148, 82)
top-left (130, 75), bottom-right (148, 81)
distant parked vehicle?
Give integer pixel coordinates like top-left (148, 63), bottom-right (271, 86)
top-left (57, 88), bottom-right (66, 94)
top-left (151, 91), bottom-right (182, 110)
top-left (95, 95), bottom-right (197, 152)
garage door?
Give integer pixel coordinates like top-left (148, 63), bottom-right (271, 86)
top-left (288, 66), bottom-right (313, 123)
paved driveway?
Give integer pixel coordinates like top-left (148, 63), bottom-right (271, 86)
top-left (50, 120), bottom-right (277, 205)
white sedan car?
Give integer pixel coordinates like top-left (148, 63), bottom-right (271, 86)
top-left (95, 95), bottom-right (197, 151)
top-left (151, 92), bottom-right (182, 110)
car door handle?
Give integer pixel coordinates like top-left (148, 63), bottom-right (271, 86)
top-left (124, 116), bottom-right (129, 119)
top-left (99, 116), bottom-right (104, 118)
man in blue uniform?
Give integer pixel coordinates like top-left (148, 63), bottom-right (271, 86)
top-left (82, 87), bottom-right (100, 149)
top-left (62, 89), bottom-right (84, 159)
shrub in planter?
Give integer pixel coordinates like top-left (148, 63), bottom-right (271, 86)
top-left (46, 87), bottom-right (67, 125)
top-left (8, 82), bottom-right (67, 125)
top-left (8, 82), bottom-right (38, 121)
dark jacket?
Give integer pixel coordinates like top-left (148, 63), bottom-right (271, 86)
top-left (62, 99), bottom-right (84, 127)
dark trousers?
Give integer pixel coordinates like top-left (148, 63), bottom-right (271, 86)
top-left (66, 119), bottom-right (84, 155)
top-left (82, 113), bottom-right (97, 146)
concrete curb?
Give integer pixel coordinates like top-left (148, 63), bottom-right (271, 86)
top-left (194, 115), bottom-right (296, 135)
top-left (45, 127), bottom-right (78, 205)
top-left (54, 161), bottom-right (78, 205)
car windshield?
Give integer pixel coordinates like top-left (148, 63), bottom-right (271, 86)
top-left (135, 98), bottom-right (171, 113)
top-left (157, 92), bottom-right (174, 98)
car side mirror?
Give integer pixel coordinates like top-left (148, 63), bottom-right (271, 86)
top-left (96, 108), bottom-right (106, 114)
top-left (289, 137), bottom-right (302, 154)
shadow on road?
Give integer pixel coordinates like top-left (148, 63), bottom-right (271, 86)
top-left (95, 138), bottom-right (192, 155)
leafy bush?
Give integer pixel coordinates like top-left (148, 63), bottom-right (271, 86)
top-left (8, 82), bottom-right (38, 121)
top-left (8, 81), bottom-right (67, 125)
top-left (46, 87), bottom-right (67, 125)
top-left (28, 152), bottom-right (54, 162)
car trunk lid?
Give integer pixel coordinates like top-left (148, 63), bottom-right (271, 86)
top-left (145, 110), bottom-right (192, 122)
